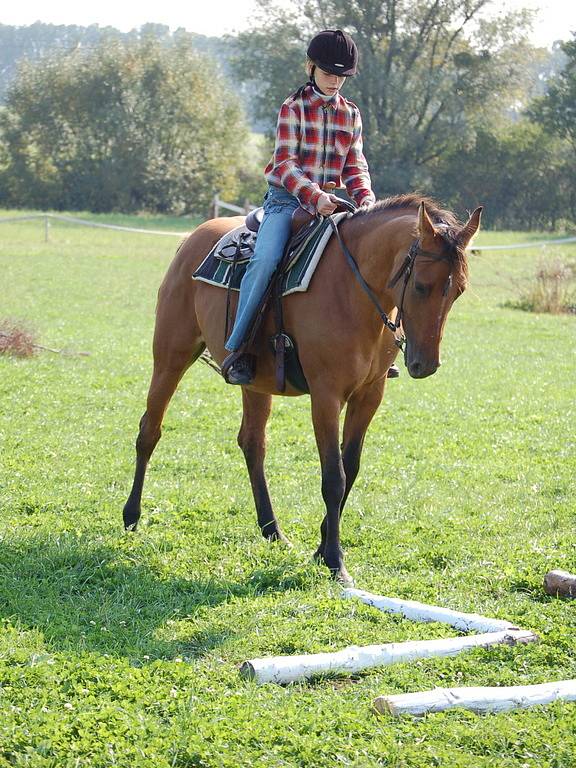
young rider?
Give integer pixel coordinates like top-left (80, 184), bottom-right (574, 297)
top-left (222, 29), bottom-right (377, 385)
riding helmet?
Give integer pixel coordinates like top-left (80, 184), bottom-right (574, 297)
top-left (307, 29), bottom-right (358, 76)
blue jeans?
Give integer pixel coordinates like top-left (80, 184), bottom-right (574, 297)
top-left (225, 185), bottom-right (300, 352)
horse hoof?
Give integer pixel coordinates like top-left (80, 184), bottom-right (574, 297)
top-left (274, 532), bottom-right (293, 548)
top-left (122, 505), bottom-right (140, 532)
top-left (315, 549), bottom-right (352, 585)
top-left (326, 563), bottom-right (354, 587)
top-left (334, 569), bottom-right (354, 588)
top-left (262, 525), bottom-right (292, 547)
top-left (124, 521), bottom-right (139, 532)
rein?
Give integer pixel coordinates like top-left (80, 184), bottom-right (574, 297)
top-left (329, 218), bottom-right (454, 351)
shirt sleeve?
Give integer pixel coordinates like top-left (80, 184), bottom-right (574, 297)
top-left (342, 110), bottom-right (376, 207)
top-left (270, 101), bottom-right (323, 210)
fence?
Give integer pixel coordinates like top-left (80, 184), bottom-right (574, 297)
top-left (209, 194), bottom-right (257, 218)
top-left (1, 207), bottom-right (575, 251)
top-left (0, 213), bottom-right (189, 241)
top-left (0, 195), bottom-right (258, 241)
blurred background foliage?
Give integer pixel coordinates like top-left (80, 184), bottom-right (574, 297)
top-left (0, 4), bottom-right (574, 226)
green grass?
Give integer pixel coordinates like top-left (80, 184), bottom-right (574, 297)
top-left (0, 211), bottom-right (575, 767)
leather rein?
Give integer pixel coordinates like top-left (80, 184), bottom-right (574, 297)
top-left (329, 216), bottom-right (454, 351)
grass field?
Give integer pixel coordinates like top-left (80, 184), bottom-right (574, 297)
top-left (0, 210), bottom-right (575, 767)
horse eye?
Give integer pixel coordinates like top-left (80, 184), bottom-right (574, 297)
top-left (414, 282), bottom-right (430, 297)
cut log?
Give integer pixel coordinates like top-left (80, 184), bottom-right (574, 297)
top-left (342, 588), bottom-right (517, 633)
top-left (374, 679), bottom-right (576, 716)
top-left (544, 570), bottom-right (576, 598)
top-left (240, 629), bottom-right (537, 685)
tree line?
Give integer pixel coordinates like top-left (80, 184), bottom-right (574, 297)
top-left (0, 34), bottom-right (248, 214)
top-left (0, 7), bottom-right (574, 229)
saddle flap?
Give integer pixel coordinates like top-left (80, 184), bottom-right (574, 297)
top-left (245, 207), bottom-right (264, 233)
top-left (214, 228), bottom-right (256, 264)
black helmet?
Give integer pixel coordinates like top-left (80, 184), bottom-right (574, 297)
top-left (307, 29), bottom-right (358, 76)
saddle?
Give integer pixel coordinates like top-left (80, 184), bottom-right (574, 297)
top-left (242, 205), bottom-right (329, 267)
top-left (193, 195), bottom-right (356, 392)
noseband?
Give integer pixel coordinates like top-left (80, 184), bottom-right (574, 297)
top-left (329, 220), bottom-right (455, 351)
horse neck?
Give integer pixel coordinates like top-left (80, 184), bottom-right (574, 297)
top-left (343, 212), bottom-right (416, 299)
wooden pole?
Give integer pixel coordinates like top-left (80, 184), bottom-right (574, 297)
top-left (544, 570), bottom-right (576, 598)
top-left (343, 588), bottom-right (518, 633)
top-left (240, 629), bottom-right (537, 685)
top-left (374, 680), bottom-right (576, 717)
top-left (44, 215), bottom-right (50, 243)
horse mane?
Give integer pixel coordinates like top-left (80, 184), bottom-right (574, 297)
top-left (353, 193), bottom-right (461, 229)
top-left (351, 193), bottom-right (468, 286)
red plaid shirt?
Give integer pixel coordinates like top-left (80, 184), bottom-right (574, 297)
top-left (265, 84), bottom-right (376, 213)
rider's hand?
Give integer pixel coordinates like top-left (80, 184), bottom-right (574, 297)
top-left (316, 192), bottom-right (338, 216)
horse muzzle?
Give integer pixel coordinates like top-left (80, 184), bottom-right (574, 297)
top-left (404, 342), bottom-right (441, 379)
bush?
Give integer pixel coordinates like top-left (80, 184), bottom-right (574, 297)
top-left (0, 37), bottom-right (249, 215)
top-left (507, 254), bottom-right (576, 314)
top-left (0, 319), bottom-right (37, 357)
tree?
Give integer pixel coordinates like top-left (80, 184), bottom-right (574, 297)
top-left (529, 35), bottom-right (576, 152)
top-left (233, 0), bottom-right (537, 198)
top-left (431, 122), bottom-right (573, 229)
top-left (0, 36), bottom-right (249, 214)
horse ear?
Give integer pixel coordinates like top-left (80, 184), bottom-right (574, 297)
top-left (417, 201), bottom-right (437, 240)
top-left (458, 207), bottom-right (483, 249)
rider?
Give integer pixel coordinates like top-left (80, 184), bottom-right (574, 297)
top-left (222, 29), bottom-right (379, 385)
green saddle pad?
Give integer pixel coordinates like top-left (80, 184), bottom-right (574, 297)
top-left (192, 212), bottom-right (348, 294)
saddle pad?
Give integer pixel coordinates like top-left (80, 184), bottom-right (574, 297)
top-left (192, 212), bottom-right (348, 296)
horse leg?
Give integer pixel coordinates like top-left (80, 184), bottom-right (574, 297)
top-left (314, 378), bottom-right (385, 564)
top-left (238, 389), bottom-right (290, 544)
top-left (123, 344), bottom-right (204, 531)
top-left (310, 392), bottom-right (351, 583)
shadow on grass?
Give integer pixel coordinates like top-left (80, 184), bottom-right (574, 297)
top-left (509, 577), bottom-right (555, 604)
top-left (0, 534), bottom-right (311, 661)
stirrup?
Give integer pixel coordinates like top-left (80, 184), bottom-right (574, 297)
top-left (221, 352), bottom-right (255, 385)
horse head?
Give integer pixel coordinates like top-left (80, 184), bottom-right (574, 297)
top-left (390, 202), bottom-right (482, 379)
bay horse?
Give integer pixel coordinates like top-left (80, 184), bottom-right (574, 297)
top-left (123, 195), bottom-right (482, 584)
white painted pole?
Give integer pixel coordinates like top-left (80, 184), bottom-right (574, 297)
top-left (240, 629), bottom-right (537, 685)
top-left (342, 588), bottom-right (517, 633)
top-left (374, 680), bottom-right (576, 716)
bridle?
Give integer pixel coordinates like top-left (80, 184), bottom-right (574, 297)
top-left (329, 219), bottom-right (455, 351)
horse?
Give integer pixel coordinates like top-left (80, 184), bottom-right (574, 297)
top-left (122, 194), bottom-right (482, 584)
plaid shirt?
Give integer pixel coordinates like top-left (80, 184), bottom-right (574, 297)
top-left (265, 84), bottom-right (376, 213)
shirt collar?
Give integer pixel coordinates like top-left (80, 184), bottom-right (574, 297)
top-left (304, 84), bottom-right (340, 110)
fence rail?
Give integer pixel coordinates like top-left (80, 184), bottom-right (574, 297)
top-left (209, 194), bottom-right (257, 217)
top-left (0, 213), bottom-right (189, 240)
top-left (473, 236), bottom-right (576, 252)
top-left (1, 208), bottom-right (575, 251)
